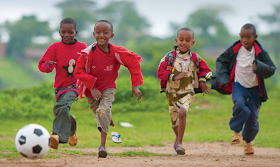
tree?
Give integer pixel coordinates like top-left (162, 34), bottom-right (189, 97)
top-left (258, 3), bottom-right (280, 65)
top-left (97, 1), bottom-right (150, 45)
top-left (56, 0), bottom-right (97, 37)
top-left (182, 6), bottom-right (231, 47)
top-left (5, 15), bottom-right (52, 56)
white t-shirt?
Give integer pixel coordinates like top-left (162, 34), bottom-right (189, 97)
top-left (234, 46), bottom-right (258, 88)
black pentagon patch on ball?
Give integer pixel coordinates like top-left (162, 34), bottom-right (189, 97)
top-left (33, 145), bottom-right (42, 154)
top-left (18, 135), bottom-right (26, 145)
top-left (34, 128), bottom-right (43, 136)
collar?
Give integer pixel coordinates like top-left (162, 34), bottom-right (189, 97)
top-left (62, 39), bottom-right (77, 45)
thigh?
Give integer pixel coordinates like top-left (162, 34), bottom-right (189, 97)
top-left (232, 82), bottom-right (247, 104)
top-left (98, 88), bottom-right (115, 111)
top-left (87, 97), bottom-right (100, 114)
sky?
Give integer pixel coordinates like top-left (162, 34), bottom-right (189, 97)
top-left (0, 0), bottom-right (279, 38)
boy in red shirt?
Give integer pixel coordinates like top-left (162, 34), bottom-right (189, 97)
top-left (38, 18), bottom-right (87, 149)
top-left (74, 20), bottom-right (143, 158)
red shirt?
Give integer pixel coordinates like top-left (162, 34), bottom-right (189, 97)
top-left (38, 41), bottom-right (87, 98)
top-left (74, 43), bottom-right (143, 98)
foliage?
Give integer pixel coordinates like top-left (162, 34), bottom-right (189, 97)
top-left (97, 1), bottom-right (150, 45)
top-left (183, 6), bottom-right (232, 47)
top-left (55, 0), bottom-right (98, 37)
top-left (258, 3), bottom-right (280, 66)
top-left (4, 15), bottom-right (52, 56)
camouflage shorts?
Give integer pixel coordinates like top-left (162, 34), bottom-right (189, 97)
top-left (166, 92), bottom-right (194, 127)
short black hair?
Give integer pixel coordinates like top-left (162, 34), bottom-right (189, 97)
top-left (177, 27), bottom-right (194, 39)
top-left (94, 20), bottom-right (113, 33)
top-left (241, 23), bottom-right (256, 35)
top-left (60, 18), bottom-right (77, 29)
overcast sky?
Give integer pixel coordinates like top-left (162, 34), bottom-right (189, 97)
top-left (0, 0), bottom-right (279, 38)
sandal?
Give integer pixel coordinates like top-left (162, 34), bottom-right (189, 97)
top-left (98, 147), bottom-right (107, 158)
top-left (111, 132), bottom-right (122, 143)
top-left (175, 145), bottom-right (185, 155)
top-left (231, 132), bottom-right (242, 145)
top-left (173, 144), bottom-right (177, 155)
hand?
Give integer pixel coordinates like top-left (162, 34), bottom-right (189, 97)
top-left (252, 62), bottom-right (257, 70)
top-left (174, 72), bottom-right (188, 81)
top-left (132, 86), bottom-right (142, 100)
top-left (200, 82), bottom-right (211, 94)
top-left (49, 61), bottom-right (57, 67)
top-left (91, 88), bottom-right (101, 100)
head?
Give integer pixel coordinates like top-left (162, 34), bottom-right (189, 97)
top-left (239, 23), bottom-right (258, 51)
top-left (59, 18), bottom-right (78, 44)
top-left (93, 20), bottom-right (114, 47)
top-left (175, 28), bottom-right (195, 53)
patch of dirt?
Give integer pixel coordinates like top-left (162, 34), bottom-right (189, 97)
top-left (1, 142), bottom-right (280, 167)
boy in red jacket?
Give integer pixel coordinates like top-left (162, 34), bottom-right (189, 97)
top-left (74, 20), bottom-right (143, 158)
top-left (38, 18), bottom-right (87, 149)
top-left (157, 27), bottom-right (212, 155)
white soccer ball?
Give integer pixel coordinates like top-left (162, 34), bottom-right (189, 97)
top-left (15, 124), bottom-right (50, 159)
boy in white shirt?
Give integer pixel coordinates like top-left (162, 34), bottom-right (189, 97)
top-left (211, 23), bottom-right (276, 155)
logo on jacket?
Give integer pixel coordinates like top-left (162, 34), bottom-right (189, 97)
top-left (104, 65), bottom-right (113, 71)
top-left (63, 59), bottom-right (75, 78)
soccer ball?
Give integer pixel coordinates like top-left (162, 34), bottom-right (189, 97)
top-left (15, 124), bottom-right (50, 159)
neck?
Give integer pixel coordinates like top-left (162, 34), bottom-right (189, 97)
top-left (97, 43), bottom-right (110, 53)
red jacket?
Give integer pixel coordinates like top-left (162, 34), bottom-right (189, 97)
top-left (157, 49), bottom-right (212, 93)
top-left (74, 43), bottom-right (143, 98)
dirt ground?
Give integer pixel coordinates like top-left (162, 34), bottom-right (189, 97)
top-left (1, 141), bottom-right (280, 167)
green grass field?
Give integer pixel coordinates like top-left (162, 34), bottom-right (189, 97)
top-left (1, 77), bottom-right (279, 158)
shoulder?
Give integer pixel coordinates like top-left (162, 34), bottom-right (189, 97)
top-left (76, 41), bottom-right (87, 48)
top-left (110, 43), bottom-right (129, 52)
top-left (46, 42), bottom-right (61, 51)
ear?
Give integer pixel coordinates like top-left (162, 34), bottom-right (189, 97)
top-left (192, 40), bottom-right (195, 46)
top-left (175, 38), bottom-right (177, 43)
top-left (255, 35), bottom-right (258, 40)
top-left (110, 33), bottom-right (114, 39)
top-left (75, 30), bottom-right (78, 36)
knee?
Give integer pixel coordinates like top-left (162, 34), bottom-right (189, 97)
top-left (54, 105), bottom-right (69, 116)
top-left (233, 102), bottom-right (250, 116)
top-left (96, 109), bottom-right (108, 119)
top-left (178, 108), bottom-right (187, 118)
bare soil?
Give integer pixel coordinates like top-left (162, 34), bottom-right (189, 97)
top-left (1, 141), bottom-right (280, 167)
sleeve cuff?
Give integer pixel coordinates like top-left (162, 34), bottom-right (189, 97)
top-left (199, 77), bottom-right (206, 83)
top-left (168, 74), bottom-right (176, 81)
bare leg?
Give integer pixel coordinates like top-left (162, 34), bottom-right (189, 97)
top-left (176, 107), bottom-right (187, 146)
top-left (100, 130), bottom-right (107, 149)
top-left (172, 126), bottom-right (178, 149)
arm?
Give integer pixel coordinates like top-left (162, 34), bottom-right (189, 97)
top-left (38, 45), bottom-right (56, 73)
top-left (216, 48), bottom-right (232, 87)
top-left (115, 48), bottom-right (143, 100)
top-left (157, 52), bottom-right (173, 81)
top-left (196, 56), bottom-right (212, 94)
top-left (253, 51), bottom-right (276, 79)
top-left (73, 53), bottom-right (97, 91)
top-left (116, 48), bottom-right (143, 87)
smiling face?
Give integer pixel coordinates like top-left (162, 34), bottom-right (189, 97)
top-left (239, 28), bottom-right (257, 51)
top-left (59, 23), bottom-right (77, 44)
top-left (175, 30), bottom-right (195, 53)
top-left (93, 21), bottom-right (114, 50)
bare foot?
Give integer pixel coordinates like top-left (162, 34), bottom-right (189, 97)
top-left (110, 118), bottom-right (115, 127)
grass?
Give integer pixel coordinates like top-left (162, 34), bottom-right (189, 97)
top-left (0, 83), bottom-right (279, 159)
top-left (0, 57), bottom-right (55, 90)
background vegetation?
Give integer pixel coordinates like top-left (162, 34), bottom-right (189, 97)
top-left (0, 0), bottom-right (279, 158)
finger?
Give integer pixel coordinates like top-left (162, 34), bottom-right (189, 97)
top-left (137, 92), bottom-right (142, 100)
top-left (53, 62), bottom-right (57, 64)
